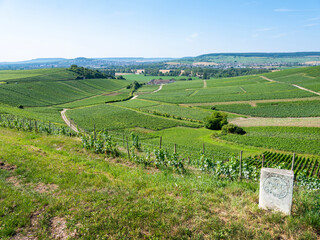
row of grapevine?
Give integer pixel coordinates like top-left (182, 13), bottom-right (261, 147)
top-left (0, 114), bottom-right (77, 137)
top-left (255, 151), bottom-right (320, 178)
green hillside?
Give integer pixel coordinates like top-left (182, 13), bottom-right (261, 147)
top-left (0, 128), bottom-right (319, 239)
top-left (0, 69), bottom-right (130, 107)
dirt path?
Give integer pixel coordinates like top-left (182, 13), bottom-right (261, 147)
top-left (292, 84), bottom-right (320, 96)
top-left (260, 76), bottom-right (276, 82)
top-left (131, 84), bottom-right (163, 101)
top-left (260, 75), bottom-right (320, 96)
top-left (230, 117), bottom-right (320, 127)
top-left (203, 80), bottom-right (207, 88)
top-left (153, 84), bottom-right (163, 93)
top-left (60, 109), bottom-right (79, 133)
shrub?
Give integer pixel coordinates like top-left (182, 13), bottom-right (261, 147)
top-left (221, 124), bottom-right (246, 135)
top-left (17, 105), bottom-right (24, 109)
top-left (204, 111), bottom-right (228, 130)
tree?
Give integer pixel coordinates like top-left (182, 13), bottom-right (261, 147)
top-left (204, 112), bottom-right (228, 130)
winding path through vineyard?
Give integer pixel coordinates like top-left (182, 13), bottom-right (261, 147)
top-left (61, 109), bottom-right (79, 133)
top-left (131, 84), bottom-right (163, 101)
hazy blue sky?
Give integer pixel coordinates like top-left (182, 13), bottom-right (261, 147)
top-left (1, 0), bottom-right (320, 61)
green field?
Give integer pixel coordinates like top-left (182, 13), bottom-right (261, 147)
top-left (0, 66), bottom-right (319, 165)
top-left (0, 71), bottom-right (130, 107)
top-left (207, 100), bottom-right (320, 117)
top-left (139, 80), bottom-right (315, 104)
top-left (0, 68), bottom-right (77, 83)
top-left (114, 99), bottom-right (211, 121)
top-left (67, 104), bottom-right (200, 131)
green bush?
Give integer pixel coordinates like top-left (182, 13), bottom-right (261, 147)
top-left (221, 124), bottom-right (246, 135)
top-left (204, 111), bottom-right (228, 130)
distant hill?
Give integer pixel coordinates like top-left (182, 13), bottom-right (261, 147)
top-left (1, 52), bottom-right (320, 70)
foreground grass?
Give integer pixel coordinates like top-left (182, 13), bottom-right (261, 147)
top-left (0, 128), bottom-right (319, 239)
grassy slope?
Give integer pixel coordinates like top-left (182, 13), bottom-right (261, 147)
top-left (0, 128), bottom-right (319, 239)
top-left (0, 68), bottom-right (78, 83)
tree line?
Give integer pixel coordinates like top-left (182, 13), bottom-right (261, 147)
top-left (68, 65), bottom-right (116, 79)
top-left (142, 67), bottom-right (269, 78)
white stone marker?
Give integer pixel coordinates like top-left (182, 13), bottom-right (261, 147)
top-left (259, 168), bottom-right (294, 215)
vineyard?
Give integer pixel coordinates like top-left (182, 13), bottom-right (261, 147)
top-left (0, 68), bottom-right (78, 83)
top-left (1, 113), bottom-right (319, 191)
top-left (67, 104), bottom-right (201, 131)
top-left (219, 126), bottom-right (320, 155)
top-left (252, 151), bottom-right (320, 178)
top-left (211, 100), bottom-right (320, 117)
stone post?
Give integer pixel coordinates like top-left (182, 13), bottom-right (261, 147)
top-left (259, 168), bottom-right (294, 215)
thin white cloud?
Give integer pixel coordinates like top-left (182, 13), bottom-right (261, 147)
top-left (186, 32), bottom-right (199, 42)
top-left (270, 33), bottom-right (287, 39)
top-left (303, 23), bottom-right (319, 27)
top-left (256, 27), bottom-right (274, 32)
top-left (274, 8), bottom-right (297, 12)
top-left (305, 17), bottom-right (320, 22)
top-left (111, 11), bottom-right (135, 17)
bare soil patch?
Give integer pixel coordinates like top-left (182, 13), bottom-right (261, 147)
top-left (230, 117), bottom-right (320, 127)
top-left (0, 160), bottom-right (16, 171)
top-left (35, 183), bottom-right (58, 193)
top-left (51, 217), bottom-right (76, 240)
top-left (11, 209), bottom-right (45, 240)
top-left (6, 176), bottom-right (21, 187)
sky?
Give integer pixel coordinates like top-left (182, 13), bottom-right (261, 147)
top-left (1, 0), bottom-right (320, 61)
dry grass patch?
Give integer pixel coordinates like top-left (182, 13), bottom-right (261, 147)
top-left (230, 117), bottom-right (320, 127)
top-left (50, 217), bottom-right (76, 240)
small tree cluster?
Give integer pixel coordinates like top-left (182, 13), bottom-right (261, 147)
top-left (204, 111), bottom-right (228, 130)
top-left (69, 65), bottom-right (115, 79)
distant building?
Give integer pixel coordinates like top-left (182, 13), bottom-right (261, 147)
top-left (136, 69), bottom-right (145, 74)
top-left (147, 79), bottom-right (175, 85)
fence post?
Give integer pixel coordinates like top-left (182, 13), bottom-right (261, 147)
top-left (239, 151), bottom-right (243, 180)
top-left (126, 136), bottom-right (130, 159)
top-left (35, 120), bottom-right (38, 132)
top-left (159, 136), bottom-right (162, 149)
top-left (262, 154), bottom-right (265, 168)
top-left (94, 124), bottom-right (96, 140)
top-left (202, 143), bottom-right (205, 154)
top-left (174, 144), bottom-right (176, 154)
top-left (291, 153), bottom-right (295, 171)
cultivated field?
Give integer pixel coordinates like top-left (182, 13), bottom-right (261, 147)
top-left (0, 66), bottom-right (319, 239)
top-left (0, 66), bottom-right (319, 171)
